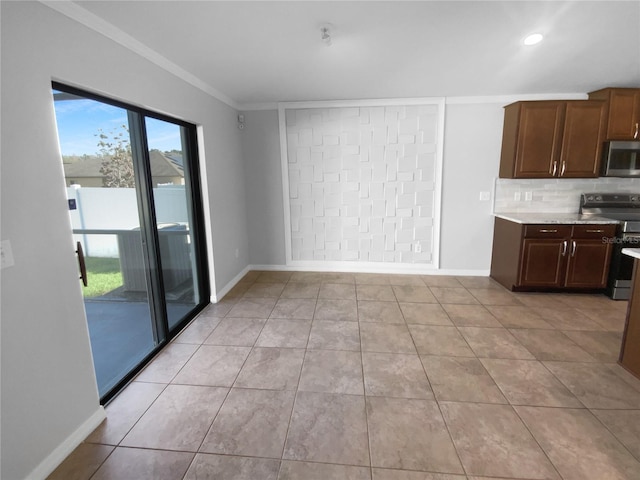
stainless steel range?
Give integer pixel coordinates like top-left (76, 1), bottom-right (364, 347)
top-left (580, 193), bottom-right (640, 300)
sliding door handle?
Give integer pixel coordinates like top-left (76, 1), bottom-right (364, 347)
top-left (76, 241), bottom-right (88, 287)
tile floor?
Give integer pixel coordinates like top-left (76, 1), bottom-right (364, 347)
top-left (49, 271), bottom-right (640, 480)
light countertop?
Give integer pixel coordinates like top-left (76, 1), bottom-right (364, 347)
top-left (623, 248), bottom-right (640, 260)
top-left (494, 213), bottom-right (621, 225)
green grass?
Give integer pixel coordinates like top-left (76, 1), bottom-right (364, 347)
top-left (82, 257), bottom-right (123, 298)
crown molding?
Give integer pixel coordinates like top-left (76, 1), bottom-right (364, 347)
top-left (40, 0), bottom-right (239, 110)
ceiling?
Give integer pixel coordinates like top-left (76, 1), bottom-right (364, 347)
top-left (67, 1), bottom-right (640, 108)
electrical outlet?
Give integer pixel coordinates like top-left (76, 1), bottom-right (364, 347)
top-left (414, 242), bottom-right (422, 253)
top-left (525, 191), bottom-right (533, 201)
top-left (479, 191), bottom-right (490, 201)
top-left (514, 192), bottom-right (521, 201)
top-left (1, 240), bottom-right (15, 269)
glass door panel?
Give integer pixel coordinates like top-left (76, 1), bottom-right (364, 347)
top-left (144, 117), bottom-right (200, 330)
top-left (53, 91), bottom-right (157, 397)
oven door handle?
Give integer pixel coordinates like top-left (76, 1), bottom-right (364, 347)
top-left (623, 234), bottom-right (640, 242)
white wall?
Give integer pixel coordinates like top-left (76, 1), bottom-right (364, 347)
top-left (243, 102), bottom-right (504, 273)
top-left (0, 2), bottom-right (248, 479)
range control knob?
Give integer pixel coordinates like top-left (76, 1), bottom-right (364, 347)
top-left (632, 196), bottom-right (638, 202)
top-left (596, 195), bottom-right (603, 201)
top-left (587, 195), bottom-right (595, 201)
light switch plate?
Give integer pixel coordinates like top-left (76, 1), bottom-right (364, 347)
top-left (1, 239), bottom-right (15, 269)
top-left (479, 191), bottom-right (491, 201)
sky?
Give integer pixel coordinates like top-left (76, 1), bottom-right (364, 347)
top-left (52, 90), bottom-right (182, 156)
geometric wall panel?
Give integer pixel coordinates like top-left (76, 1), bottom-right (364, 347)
top-left (282, 101), bottom-right (442, 266)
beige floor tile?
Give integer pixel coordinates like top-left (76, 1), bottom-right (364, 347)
top-left (430, 287), bottom-right (479, 304)
top-left (321, 272), bottom-right (356, 284)
top-left (288, 272), bottom-right (325, 283)
top-left (355, 273), bottom-right (392, 285)
top-left (91, 447), bottom-right (193, 480)
top-left (135, 343), bottom-right (198, 383)
top-left (227, 298), bottom-right (277, 318)
top-left (223, 282), bottom-right (251, 299)
top-left (357, 284), bottom-right (396, 301)
top-left (557, 294), bottom-right (617, 310)
top-left (458, 327), bottom-right (534, 359)
top-left (392, 285), bottom-right (437, 303)
top-left (456, 276), bottom-right (503, 289)
top-left (200, 388), bottom-right (295, 458)
top-left (468, 288), bottom-right (523, 306)
top-left (543, 362), bottom-right (640, 409)
top-left (172, 345), bottom-right (250, 387)
top-left (440, 402), bottom-right (558, 479)
top-left (409, 325), bottom-right (474, 357)
top-left (255, 319), bottom-right (311, 348)
top-left (234, 347), bottom-right (305, 390)
top-left (360, 323), bottom-right (417, 354)
top-left (255, 271), bottom-right (293, 283)
top-left (512, 293), bottom-right (569, 309)
top-left (173, 316), bottom-right (221, 344)
top-left (284, 392), bottom-right (369, 466)
top-left (373, 470), bottom-right (465, 480)
top-left (184, 453), bottom-right (279, 480)
top-left (486, 305), bottom-right (554, 329)
top-left (509, 329), bottom-right (596, 362)
top-left (298, 350), bottom-right (364, 395)
top-left (591, 409), bottom-right (640, 460)
top-left (362, 352), bottom-right (433, 399)
top-left (279, 460), bottom-right (371, 480)
top-left (358, 301), bottom-right (405, 323)
top-left (121, 385), bottom-right (227, 451)
top-left (243, 282), bottom-right (286, 298)
top-left (442, 304), bottom-right (502, 327)
top-left (516, 406), bottom-right (640, 480)
top-left (367, 397), bottom-right (463, 473)
top-left (270, 298), bottom-right (316, 320)
top-left (580, 307), bottom-right (628, 332)
top-left (421, 275), bottom-right (463, 288)
top-left (204, 317), bottom-right (265, 346)
top-left (307, 320), bottom-right (360, 351)
top-left (280, 282), bottom-right (320, 299)
top-left (86, 382), bottom-right (166, 445)
top-left (200, 300), bottom-right (235, 316)
top-left (533, 307), bottom-right (603, 331)
top-left (561, 330), bottom-right (623, 362)
top-left (47, 443), bottom-right (114, 480)
top-left (421, 356), bottom-right (506, 404)
top-left (480, 358), bottom-right (582, 407)
top-left (400, 303), bottom-right (452, 325)
top-left (314, 299), bottom-right (358, 321)
top-left (241, 271), bottom-right (261, 282)
top-left (319, 283), bottom-right (357, 299)
top-left (388, 274), bottom-right (427, 286)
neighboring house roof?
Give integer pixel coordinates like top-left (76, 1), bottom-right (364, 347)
top-left (63, 150), bottom-right (184, 179)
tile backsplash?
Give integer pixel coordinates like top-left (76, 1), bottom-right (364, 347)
top-left (494, 178), bottom-right (640, 213)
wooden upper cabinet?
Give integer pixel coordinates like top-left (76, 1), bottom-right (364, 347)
top-left (589, 88), bottom-right (640, 140)
top-left (499, 100), bottom-right (605, 178)
top-left (559, 101), bottom-right (606, 177)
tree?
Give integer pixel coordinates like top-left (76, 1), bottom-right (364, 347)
top-left (96, 125), bottom-right (135, 188)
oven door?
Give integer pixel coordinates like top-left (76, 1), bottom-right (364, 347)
top-left (608, 233), bottom-right (640, 299)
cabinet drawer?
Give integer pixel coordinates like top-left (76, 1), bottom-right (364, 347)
top-left (523, 225), bottom-right (572, 238)
top-left (571, 224), bottom-right (617, 239)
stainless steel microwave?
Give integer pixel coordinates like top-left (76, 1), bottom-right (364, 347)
top-left (601, 141), bottom-right (640, 177)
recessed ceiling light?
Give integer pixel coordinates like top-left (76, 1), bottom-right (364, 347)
top-left (523, 33), bottom-right (544, 46)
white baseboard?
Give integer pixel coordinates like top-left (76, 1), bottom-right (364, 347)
top-left (212, 265), bottom-right (250, 302)
top-left (26, 406), bottom-right (106, 480)
top-left (250, 263), bottom-right (490, 277)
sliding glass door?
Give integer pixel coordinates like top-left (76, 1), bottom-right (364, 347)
top-left (52, 83), bottom-right (209, 402)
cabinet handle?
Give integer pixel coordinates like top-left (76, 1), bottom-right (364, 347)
top-left (560, 161), bottom-right (566, 176)
top-left (571, 240), bottom-right (577, 257)
top-left (552, 161), bottom-right (558, 176)
top-left (561, 240), bottom-right (567, 256)
top-left (634, 122), bottom-right (639, 140)
top-left (539, 229), bottom-right (558, 233)
top-left (586, 229), bottom-right (605, 233)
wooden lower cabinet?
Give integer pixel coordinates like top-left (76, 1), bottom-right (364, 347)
top-left (490, 218), bottom-right (616, 291)
top-left (621, 259), bottom-right (640, 379)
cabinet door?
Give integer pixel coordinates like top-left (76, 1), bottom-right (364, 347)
top-left (513, 102), bottom-right (565, 178)
top-left (607, 89), bottom-right (640, 140)
top-left (559, 101), bottom-right (606, 177)
top-left (519, 238), bottom-right (568, 287)
top-left (564, 239), bottom-right (612, 288)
